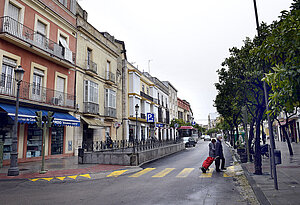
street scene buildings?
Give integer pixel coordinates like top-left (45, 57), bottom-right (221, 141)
top-left (0, 0), bottom-right (194, 166)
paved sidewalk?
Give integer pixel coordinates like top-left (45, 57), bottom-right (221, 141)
top-left (238, 141), bottom-right (300, 205)
top-left (0, 156), bottom-right (141, 180)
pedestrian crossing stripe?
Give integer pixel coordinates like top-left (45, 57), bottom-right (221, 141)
top-left (129, 168), bottom-right (156, 177)
top-left (106, 170), bottom-right (128, 177)
top-left (30, 178), bottom-right (40, 181)
top-left (56, 177), bottom-right (66, 181)
top-left (152, 168), bottom-right (175, 178)
top-left (200, 168), bottom-right (214, 178)
top-left (176, 168), bottom-right (194, 178)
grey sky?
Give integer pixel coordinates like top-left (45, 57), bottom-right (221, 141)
top-left (80, 0), bottom-right (293, 125)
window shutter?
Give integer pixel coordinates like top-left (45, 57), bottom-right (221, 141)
top-left (37, 21), bottom-right (46, 35)
top-left (56, 76), bottom-right (65, 93)
top-left (59, 35), bottom-right (69, 49)
top-left (8, 3), bottom-right (20, 21)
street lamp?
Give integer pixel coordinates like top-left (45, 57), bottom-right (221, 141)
top-left (134, 104), bottom-right (139, 154)
top-left (8, 65), bottom-right (25, 176)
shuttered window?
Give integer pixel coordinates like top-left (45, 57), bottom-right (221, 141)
top-left (105, 89), bottom-right (116, 108)
top-left (8, 3), bottom-right (20, 21)
top-left (84, 80), bottom-right (98, 103)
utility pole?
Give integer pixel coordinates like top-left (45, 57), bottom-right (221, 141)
top-left (252, 0), bottom-right (278, 190)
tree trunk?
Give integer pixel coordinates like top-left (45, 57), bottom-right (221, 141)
top-left (283, 125), bottom-right (293, 156)
top-left (254, 110), bottom-right (263, 175)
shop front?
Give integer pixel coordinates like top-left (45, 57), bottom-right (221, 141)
top-left (0, 103), bottom-right (80, 165)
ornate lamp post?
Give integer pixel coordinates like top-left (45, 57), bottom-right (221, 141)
top-left (8, 65), bottom-right (25, 176)
top-left (134, 104), bottom-right (139, 154)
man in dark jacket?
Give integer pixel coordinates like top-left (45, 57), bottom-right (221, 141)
top-left (215, 135), bottom-right (226, 172)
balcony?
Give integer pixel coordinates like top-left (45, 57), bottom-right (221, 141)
top-left (105, 107), bottom-right (116, 118)
top-left (0, 16), bottom-right (75, 64)
top-left (140, 91), bottom-right (153, 102)
top-left (0, 74), bottom-right (75, 109)
top-left (84, 102), bottom-right (99, 114)
top-left (105, 71), bottom-right (115, 84)
top-left (85, 60), bottom-right (97, 74)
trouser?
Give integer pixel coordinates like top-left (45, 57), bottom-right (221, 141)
top-left (215, 156), bottom-right (225, 171)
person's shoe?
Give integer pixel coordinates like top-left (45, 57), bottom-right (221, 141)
top-left (201, 167), bottom-right (206, 173)
top-left (216, 169), bottom-right (223, 172)
top-left (221, 167), bottom-right (226, 170)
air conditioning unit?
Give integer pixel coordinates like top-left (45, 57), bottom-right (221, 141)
top-left (52, 97), bottom-right (59, 105)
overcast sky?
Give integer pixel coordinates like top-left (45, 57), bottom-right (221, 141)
top-left (79, 0), bottom-right (293, 125)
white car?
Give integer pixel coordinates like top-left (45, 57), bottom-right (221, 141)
top-left (204, 135), bottom-right (211, 141)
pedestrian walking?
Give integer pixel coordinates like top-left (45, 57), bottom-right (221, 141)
top-left (215, 135), bottom-right (226, 172)
top-left (200, 138), bottom-right (216, 173)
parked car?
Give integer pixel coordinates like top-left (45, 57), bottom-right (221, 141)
top-left (183, 137), bottom-right (197, 147)
top-left (204, 135), bottom-right (211, 141)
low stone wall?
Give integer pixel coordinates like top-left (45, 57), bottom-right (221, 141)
top-left (79, 143), bottom-right (185, 166)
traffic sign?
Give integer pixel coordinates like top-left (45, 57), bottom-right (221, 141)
top-left (147, 113), bottom-right (154, 122)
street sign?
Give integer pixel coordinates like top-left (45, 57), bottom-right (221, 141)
top-left (192, 121), bottom-right (196, 126)
top-left (147, 113), bottom-right (154, 122)
top-left (174, 123), bottom-right (179, 128)
top-left (114, 122), bottom-right (121, 128)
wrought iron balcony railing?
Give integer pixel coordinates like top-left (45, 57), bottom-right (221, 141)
top-left (105, 71), bottom-right (115, 83)
top-left (0, 74), bottom-right (75, 108)
top-left (85, 60), bottom-right (97, 73)
top-left (84, 102), bottom-right (99, 114)
top-left (140, 91), bottom-right (153, 102)
top-left (104, 107), bottom-right (116, 118)
top-left (0, 16), bottom-right (75, 64)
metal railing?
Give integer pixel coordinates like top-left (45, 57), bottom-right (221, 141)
top-left (84, 102), bottom-right (99, 114)
top-left (104, 107), bottom-right (116, 118)
top-left (105, 71), bottom-right (115, 83)
top-left (140, 91), bottom-right (153, 102)
top-left (0, 74), bottom-right (75, 108)
top-left (84, 139), bottom-right (179, 153)
top-left (0, 16), bottom-right (75, 64)
top-left (85, 60), bottom-right (97, 73)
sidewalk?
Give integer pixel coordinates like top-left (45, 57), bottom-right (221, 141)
top-left (0, 156), bottom-right (141, 180)
top-left (238, 141), bottom-right (300, 205)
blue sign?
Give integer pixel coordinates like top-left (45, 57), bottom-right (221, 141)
top-left (147, 113), bottom-right (154, 122)
top-left (192, 121), bottom-right (196, 126)
top-left (156, 123), bottom-right (164, 127)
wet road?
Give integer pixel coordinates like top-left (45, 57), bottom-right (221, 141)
top-left (0, 140), bottom-right (249, 205)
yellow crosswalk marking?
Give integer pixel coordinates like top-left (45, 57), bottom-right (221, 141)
top-left (200, 168), bottom-right (214, 178)
top-left (106, 170), bottom-right (128, 177)
top-left (80, 174), bottom-right (91, 179)
top-left (129, 168), bottom-right (156, 177)
top-left (56, 177), bottom-right (66, 181)
top-left (68, 175), bottom-right (78, 180)
top-left (152, 168), bottom-right (175, 178)
top-left (41, 177), bottom-right (53, 181)
top-left (29, 178), bottom-right (40, 181)
top-left (223, 173), bottom-right (231, 177)
top-left (176, 168), bottom-right (194, 178)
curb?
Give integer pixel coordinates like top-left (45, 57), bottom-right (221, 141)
top-left (225, 142), bottom-right (271, 205)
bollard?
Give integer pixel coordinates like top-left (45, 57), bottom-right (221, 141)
top-left (274, 149), bottom-right (282, 165)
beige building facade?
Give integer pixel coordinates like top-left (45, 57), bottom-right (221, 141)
top-left (74, 7), bottom-right (123, 153)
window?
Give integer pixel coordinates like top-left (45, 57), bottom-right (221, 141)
top-left (36, 20), bottom-right (47, 47)
top-left (142, 84), bottom-right (145, 93)
top-left (59, 0), bottom-right (68, 7)
top-left (84, 80), bottom-right (98, 103)
top-left (147, 88), bottom-right (149, 95)
top-left (55, 76), bottom-right (65, 105)
top-left (51, 126), bottom-right (64, 155)
top-left (8, 2), bottom-right (20, 21)
top-left (1, 56), bottom-right (16, 95)
top-left (87, 48), bottom-right (92, 69)
top-left (105, 89), bottom-right (116, 108)
top-left (32, 68), bottom-right (44, 101)
top-left (59, 35), bottom-right (72, 62)
top-left (27, 125), bottom-right (43, 158)
top-left (106, 61), bottom-right (110, 79)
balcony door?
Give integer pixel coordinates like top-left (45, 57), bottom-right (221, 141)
top-left (36, 21), bottom-right (47, 49)
top-left (0, 57), bottom-right (16, 95)
top-left (55, 76), bottom-right (65, 106)
top-left (32, 68), bottom-right (44, 102)
top-left (6, 3), bottom-right (20, 36)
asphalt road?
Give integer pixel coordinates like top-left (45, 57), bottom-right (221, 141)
top-left (0, 140), bottom-right (249, 205)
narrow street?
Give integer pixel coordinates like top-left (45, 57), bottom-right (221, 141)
top-left (0, 141), bottom-right (253, 205)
